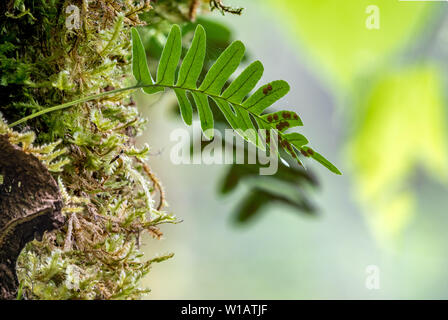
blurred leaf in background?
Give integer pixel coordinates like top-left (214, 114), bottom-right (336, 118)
top-left (349, 65), bottom-right (448, 244)
top-left (221, 162), bottom-right (318, 224)
top-left (265, 0), bottom-right (448, 245)
top-left (269, 0), bottom-right (434, 90)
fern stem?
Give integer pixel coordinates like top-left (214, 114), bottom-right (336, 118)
top-left (9, 84), bottom-right (275, 131)
top-left (8, 86), bottom-right (138, 127)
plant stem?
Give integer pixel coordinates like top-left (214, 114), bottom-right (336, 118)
top-left (9, 83), bottom-right (272, 130)
top-left (8, 86), bottom-right (138, 127)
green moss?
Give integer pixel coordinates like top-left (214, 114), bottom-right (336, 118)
top-left (0, 0), bottom-right (185, 299)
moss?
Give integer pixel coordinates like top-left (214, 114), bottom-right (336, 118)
top-left (0, 0), bottom-right (186, 300)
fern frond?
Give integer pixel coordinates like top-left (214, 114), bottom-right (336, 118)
top-left (9, 25), bottom-right (340, 175)
top-left (131, 25), bottom-right (341, 174)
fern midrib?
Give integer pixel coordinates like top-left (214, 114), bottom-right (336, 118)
top-left (8, 83), bottom-right (285, 141)
top-left (177, 32), bottom-right (203, 88)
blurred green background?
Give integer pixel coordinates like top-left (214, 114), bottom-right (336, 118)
top-left (138, 0), bottom-right (448, 299)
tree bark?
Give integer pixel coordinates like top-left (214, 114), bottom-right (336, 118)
top-left (0, 135), bottom-right (64, 299)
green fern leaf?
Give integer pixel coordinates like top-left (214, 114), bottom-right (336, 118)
top-left (156, 25), bottom-right (182, 86)
top-left (130, 25), bottom-right (341, 174)
top-left (192, 91), bottom-right (214, 139)
top-left (284, 132), bottom-right (309, 148)
top-left (260, 110), bottom-right (303, 132)
top-left (172, 26), bottom-right (208, 126)
top-left (222, 61), bottom-right (264, 103)
top-left (176, 25), bottom-right (207, 89)
top-left (131, 28), bottom-right (154, 87)
top-left (214, 98), bottom-right (258, 146)
top-left (199, 40), bottom-right (245, 94)
top-left (173, 89), bottom-right (193, 125)
top-left (243, 80), bottom-right (290, 115)
top-left (302, 147), bottom-right (342, 175)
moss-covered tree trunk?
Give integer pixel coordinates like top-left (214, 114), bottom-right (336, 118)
top-left (0, 0), bottom-right (183, 300)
